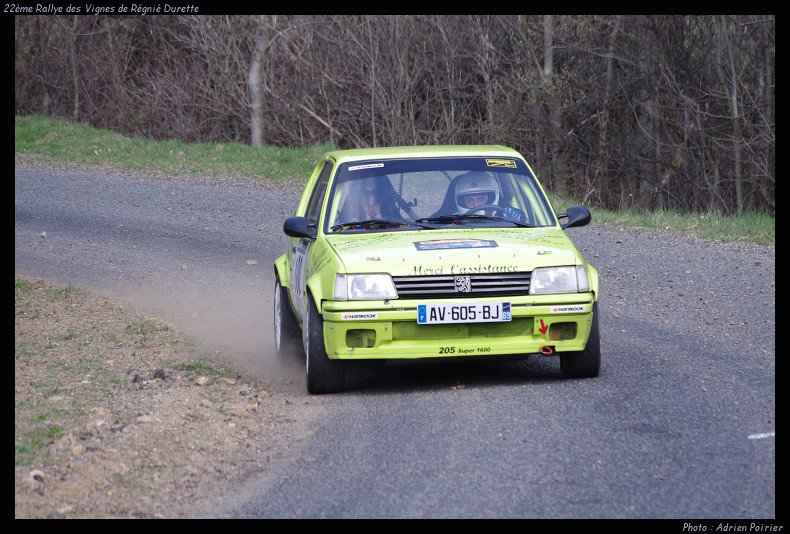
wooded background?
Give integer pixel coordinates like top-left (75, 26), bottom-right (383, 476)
top-left (15, 15), bottom-right (774, 214)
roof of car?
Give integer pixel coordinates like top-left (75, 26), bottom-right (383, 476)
top-left (322, 145), bottom-right (524, 164)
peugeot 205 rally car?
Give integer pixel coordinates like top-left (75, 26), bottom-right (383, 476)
top-left (273, 146), bottom-right (600, 393)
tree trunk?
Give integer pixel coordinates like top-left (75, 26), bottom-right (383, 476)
top-left (531, 88), bottom-right (543, 180)
top-left (653, 98), bottom-right (663, 210)
top-left (70, 15), bottom-right (79, 121)
top-left (637, 22), bottom-right (653, 210)
top-left (637, 102), bottom-right (652, 210)
top-left (248, 15), bottom-right (266, 147)
top-left (726, 17), bottom-right (744, 214)
top-left (762, 17), bottom-right (774, 211)
top-left (543, 15), bottom-right (564, 196)
top-left (478, 18), bottom-right (495, 144)
top-left (366, 16), bottom-right (377, 147)
top-left (598, 16), bottom-right (621, 207)
top-left (715, 15), bottom-right (743, 214)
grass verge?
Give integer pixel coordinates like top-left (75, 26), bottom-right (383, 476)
top-left (15, 114), bottom-right (331, 184)
top-left (545, 191), bottom-right (774, 246)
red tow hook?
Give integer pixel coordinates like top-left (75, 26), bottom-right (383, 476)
top-left (538, 345), bottom-right (555, 356)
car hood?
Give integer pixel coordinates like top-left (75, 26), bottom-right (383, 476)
top-left (326, 227), bottom-right (581, 276)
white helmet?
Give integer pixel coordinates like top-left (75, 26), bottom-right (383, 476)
top-left (454, 172), bottom-right (500, 213)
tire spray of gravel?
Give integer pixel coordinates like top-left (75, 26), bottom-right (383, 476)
top-left (90, 274), bottom-right (307, 393)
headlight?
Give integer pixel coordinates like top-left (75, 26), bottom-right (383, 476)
top-left (530, 266), bottom-right (589, 294)
top-left (334, 274), bottom-right (398, 301)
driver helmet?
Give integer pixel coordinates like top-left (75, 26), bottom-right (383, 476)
top-left (454, 172), bottom-right (500, 213)
top-left (354, 177), bottom-right (386, 208)
top-left (345, 176), bottom-right (389, 219)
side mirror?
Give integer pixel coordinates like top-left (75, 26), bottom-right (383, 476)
top-left (283, 216), bottom-right (317, 240)
top-left (556, 206), bottom-right (591, 229)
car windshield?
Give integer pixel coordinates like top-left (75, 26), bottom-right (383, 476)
top-left (324, 156), bottom-right (556, 234)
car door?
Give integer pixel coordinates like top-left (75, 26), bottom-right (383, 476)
top-left (290, 160), bottom-right (333, 323)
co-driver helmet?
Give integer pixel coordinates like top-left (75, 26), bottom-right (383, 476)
top-left (454, 172), bottom-right (500, 213)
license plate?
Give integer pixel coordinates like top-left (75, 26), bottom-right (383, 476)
top-left (417, 302), bottom-right (511, 324)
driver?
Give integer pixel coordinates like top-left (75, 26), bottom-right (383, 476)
top-left (337, 176), bottom-right (404, 229)
top-left (355, 177), bottom-right (392, 219)
top-left (454, 172), bottom-right (527, 223)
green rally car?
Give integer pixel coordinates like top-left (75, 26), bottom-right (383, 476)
top-left (273, 146), bottom-right (600, 393)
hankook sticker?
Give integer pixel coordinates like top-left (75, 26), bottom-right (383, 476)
top-left (550, 305), bottom-right (585, 313)
top-left (341, 312), bottom-right (378, 320)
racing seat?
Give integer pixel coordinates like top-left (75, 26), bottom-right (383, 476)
top-left (431, 175), bottom-right (465, 217)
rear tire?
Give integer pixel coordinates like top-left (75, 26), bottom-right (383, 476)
top-left (303, 293), bottom-right (345, 394)
top-left (274, 279), bottom-right (300, 361)
top-left (560, 301), bottom-right (601, 378)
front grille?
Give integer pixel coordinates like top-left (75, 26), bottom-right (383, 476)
top-left (393, 272), bottom-right (531, 299)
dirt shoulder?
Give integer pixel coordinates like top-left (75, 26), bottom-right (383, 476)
top-left (15, 277), bottom-right (316, 518)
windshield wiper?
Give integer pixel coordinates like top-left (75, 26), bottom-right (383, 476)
top-left (416, 214), bottom-right (534, 228)
top-left (331, 219), bottom-right (434, 231)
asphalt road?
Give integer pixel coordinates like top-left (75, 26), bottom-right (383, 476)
top-left (15, 165), bottom-right (776, 518)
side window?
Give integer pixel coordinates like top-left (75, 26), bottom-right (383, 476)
top-left (305, 162), bottom-right (333, 224)
top-left (513, 174), bottom-right (554, 226)
top-left (501, 175), bottom-right (535, 224)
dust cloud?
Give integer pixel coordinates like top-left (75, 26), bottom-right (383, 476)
top-left (89, 275), bottom-right (306, 391)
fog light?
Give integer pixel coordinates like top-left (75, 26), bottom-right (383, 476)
top-left (548, 322), bottom-right (577, 341)
top-left (346, 329), bottom-right (376, 348)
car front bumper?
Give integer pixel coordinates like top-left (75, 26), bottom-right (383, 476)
top-left (321, 293), bottom-right (596, 360)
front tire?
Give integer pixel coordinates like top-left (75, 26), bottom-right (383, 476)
top-left (274, 279), bottom-right (300, 361)
top-left (560, 301), bottom-right (601, 378)
top-left (303, 292), bottom-right (345, 394)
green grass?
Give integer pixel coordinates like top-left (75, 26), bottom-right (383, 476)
top-left (123, 320), bottom-right (173, 349)
top-left (55, 330), bottom-right (77, 341)
top-left (15, 278), bottom-right (32, 294)
top-left (111, 473), bottom-right (151, 490)
top-left (15, 414), bottom-right (67, 466)
top-left (47, 285), bottom-right (77, 301)
top-left (15, 435), bottom-right (46, 466)
top-left (124, 320), bottom-right (170, 336)
top-left (14, 425), bottom-right (66, 466)
top-left (15, 343), bottom-right (41, 359)
top-left (169, 359), bottom-right (231, 377)
top-left (15, 114), bottom-right (332, 184)
top-left (45, 424), bottom-right (64, 438)
top-left (30, 408), bottom-right (66, 424)
top-left (103, 332), bottom-right (118, 342)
